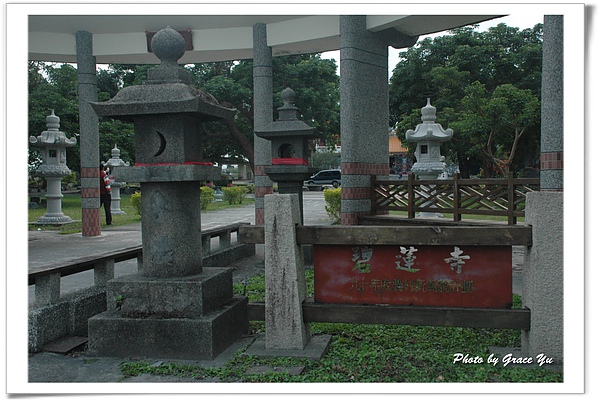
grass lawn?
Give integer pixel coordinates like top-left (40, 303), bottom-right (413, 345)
top-left (28, 192), bottom-right (255, 234)
top-left (119, 270), bottom-right (563, 383)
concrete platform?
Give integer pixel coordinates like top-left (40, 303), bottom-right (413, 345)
top-left (243, 334), bottom-right (332, 361)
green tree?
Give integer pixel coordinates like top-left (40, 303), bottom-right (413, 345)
top-left (29, 54), bottom-right (340, 174)
top-left (192, 54), bottom-right (340, 171)
top-left (389, 23), bottom-right (543, 177)
top-left (28, 62), bottom-right (81, 171)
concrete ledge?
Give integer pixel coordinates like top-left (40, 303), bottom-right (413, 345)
top-left (243, 334), bottom-right (332, 361)
top-left (29, 244), bottom-right (255, 354)
top-left (203, 243), bottom-right (255, 268)
top-left (28, 287), bottom-right (106, 353)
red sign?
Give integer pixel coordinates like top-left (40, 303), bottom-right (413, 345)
top-left (314, 245), bottom-right (512, 308)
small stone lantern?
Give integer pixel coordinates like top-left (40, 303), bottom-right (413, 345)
top-left (104, 144), bottom-right (130, 214)
top-left (254, 88), bottom-right (321, 222)
top-left (405, 99), bottom-right (453, 217)
top-left (29, 110), bottom-right (77, 225)
top-left (405, 98), bottom-right (453, 180)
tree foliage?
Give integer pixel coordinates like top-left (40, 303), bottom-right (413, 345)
top-left (390, 23), bottom-right (543, 177)
top-left (28, 54), bottom-right (339, 175)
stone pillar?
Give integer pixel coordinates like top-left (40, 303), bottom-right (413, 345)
top-left (243, 194), bottom-right (331, 359)
top-left (539, 16), bottom-right (564, 191)
top-left (339, 16), bottom-right (390, 225)
top-left (76, 30), bottom-right (101, 236)
top-left (253, 23), bottom-right (274, 225)
top-left (521, 15), bottom-right (563, 363)
top-left (264, 194), bottom-right (310, 349)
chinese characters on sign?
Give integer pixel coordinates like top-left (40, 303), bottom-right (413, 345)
top-left (314, 245), bottom-right (512, 308)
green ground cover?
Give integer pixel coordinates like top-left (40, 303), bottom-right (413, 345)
top-left (119, 270), bottom-right (562, 383)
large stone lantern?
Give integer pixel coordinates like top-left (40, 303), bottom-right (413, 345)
top-left (254, 87), bottom-right (321, 222)
top-left (103, 144), bottom-right (130, 214)
top-left (405, 98), bottom-right (453, 180)
top-left (29, 110), bottom-right (77, 225)
top-left (88, 26), bottom-right (246, 360)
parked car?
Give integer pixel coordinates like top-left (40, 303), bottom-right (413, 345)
top-left (305, 169), bottom-right (341, 189)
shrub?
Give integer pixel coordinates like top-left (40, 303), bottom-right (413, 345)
top-left (200, 186), bottom-right (215, 210)
top-left (222, 186), bottom-right (248, 205)
top-left (130, 191), bottom-right (142, 216)
top-left (323, 187), bottom-right (341, 224)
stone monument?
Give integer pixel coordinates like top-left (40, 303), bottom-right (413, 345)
top-left (29, 110), bottom-right (77, 225)
top-left (87, 26), bottom-right (247, 360)
top-left (103, 144), bottom-right (129, 215)
top-left (405, 98), bottom-right (453, 217)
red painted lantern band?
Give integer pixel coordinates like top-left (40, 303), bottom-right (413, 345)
top-left (314, 245), bottom-right (512, 309)
top-left (271, 158), bottom-right (308, 166)
top-left (134, 161), bottom-right (214, 167)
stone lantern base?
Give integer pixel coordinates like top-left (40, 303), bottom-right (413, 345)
top-left (32, 216), bottom-right (79, 226)
top-left (87, 268), bottom-right (248, 360)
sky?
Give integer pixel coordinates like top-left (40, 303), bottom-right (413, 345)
top-left (322, 13), bottom-right (545, 79)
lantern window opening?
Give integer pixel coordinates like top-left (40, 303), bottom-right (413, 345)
top-left (278, 143), bottom-right (296, 158)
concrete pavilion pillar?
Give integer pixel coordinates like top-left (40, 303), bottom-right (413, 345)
top-left (253, 22), bottom-right (274, 225)
top-left (76, 30), bottom-right (101, 236)
top-left (521, 15), bottom-right (564, 363)
top-left (339, 16), bottom-right (417, 225)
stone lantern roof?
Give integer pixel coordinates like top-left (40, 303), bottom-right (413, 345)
top-left (91, 26), bottom-right (236, 122)
top-left (29, 110), bottom-right (77, 148)
top-left (405, 98), bottom-right (453, 142)
top-left (255, 88), bottom-right (321, 140)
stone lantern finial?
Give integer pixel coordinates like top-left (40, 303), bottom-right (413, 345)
top-left (46, 109), bottom-right (60, 130)
top-left (277, 87), bottom-right (301, 121)
top-left (421, 98), bottom-right (437, 122)
top-left (147, 26), bottom-right (190, 83)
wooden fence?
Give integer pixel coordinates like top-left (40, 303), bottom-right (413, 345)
top-left (372, 173), bottom-right (540, 224)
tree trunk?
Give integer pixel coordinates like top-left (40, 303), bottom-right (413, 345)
top-left (223, 119), bottom-right (255, 173)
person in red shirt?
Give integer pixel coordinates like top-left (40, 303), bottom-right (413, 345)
top-left (100, 164), bottom-right (112, 225)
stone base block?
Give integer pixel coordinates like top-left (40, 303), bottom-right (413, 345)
top-left (243, 334), bottom-right (332, 361)
top-left (87, 296), bottom-right (248, 360)
top-left (106, 267), bottom-right (233, 318)
top-left (32, 218), bottom-right (80, 226)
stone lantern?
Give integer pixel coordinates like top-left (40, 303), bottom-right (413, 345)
top-left (405, 99), bottom-right (453, 217)
top-left (88, 26), bottom-right (246, 360)
top-left (29, 110), bottom-right (77, 225)
top-left (405, 98), bottom-right (453, 180)
top-left (103, 144), bottom-right (130, 215)
top-left (254, 87), bottom-right (321, 222)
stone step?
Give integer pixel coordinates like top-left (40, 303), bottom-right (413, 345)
top-left (41, 336), bottom-right (88, 354)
